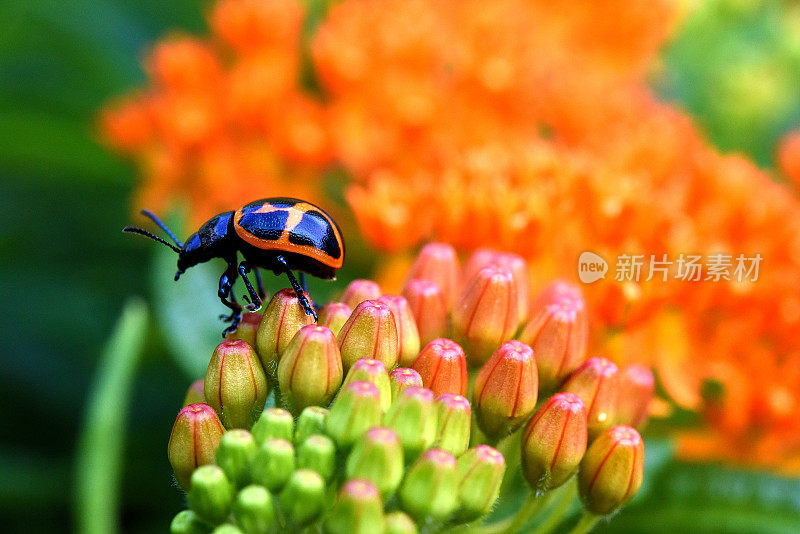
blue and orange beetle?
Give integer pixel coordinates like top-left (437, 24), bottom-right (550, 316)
top-left (124, 197), bottom-right (345, 336)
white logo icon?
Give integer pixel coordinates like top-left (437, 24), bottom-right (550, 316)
top-left (578, 252), bottom-right (608, 283)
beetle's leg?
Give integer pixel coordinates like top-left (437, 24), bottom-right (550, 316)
top-left (253, 268), bottom-right (267, 301)
top-left (275, 255), bottom-right (318, 321)
top-left (238, 261), bottom-right (262, 312)
top-left (299, 272), bottom-right (308, 293)
top-left (218, 262), bottom-right (242, 336)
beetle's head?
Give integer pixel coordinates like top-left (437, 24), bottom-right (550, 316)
top-left (175, 232), bottom-right (202, 280)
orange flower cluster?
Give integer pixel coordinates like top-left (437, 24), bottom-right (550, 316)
top-left (101, 0), bottom-right (800, 470)
top-left (100, 0), bottom-right (331, 225)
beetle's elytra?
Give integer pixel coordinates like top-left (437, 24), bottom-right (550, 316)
top-left (124, 197), bottom-right (345, 337)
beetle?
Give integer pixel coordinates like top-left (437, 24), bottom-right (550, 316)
top-left (123, 197), bottom-right (345, 337)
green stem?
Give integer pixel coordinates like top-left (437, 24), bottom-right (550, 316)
top-left (530, 481), bottom-right (577, 534)
top-left (567, 512), bottom-right (600, 534)
top-left (75, 300), bottom-right (148, 534)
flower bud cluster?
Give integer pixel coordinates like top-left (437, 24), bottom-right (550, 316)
top-left (167, 242), bottom-right (656, 531)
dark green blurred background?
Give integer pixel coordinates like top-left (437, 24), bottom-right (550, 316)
top-left (1, 1), bottom-right (799, 532)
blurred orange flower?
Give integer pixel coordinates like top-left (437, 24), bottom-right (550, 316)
top-left (101, 0), bottom-right (800, 471)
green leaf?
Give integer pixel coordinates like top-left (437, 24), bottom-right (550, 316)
top-left (74, 299), bottom-right (148, 534)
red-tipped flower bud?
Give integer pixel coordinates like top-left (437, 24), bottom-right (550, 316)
top-left (204, 339), bottom-right (269, 429)
top-left (325, 479), bottom-right (386, 534)
top-left (518, 282), bottom-right (588, 392)
top-left (346, 426), bottom-right (404, 498)
top-left (389, 367), bottom-right (423, 401)
top-left (168, 403), bottom-right (225, 490)
top-left (455, 445), bottom-right (506, 521)
top-left (473, 341), bottom-right (538, 438)
top-left (399, 449), bottom-right (459, 521)
top-left (522, 392), bottom-right (587, 493)
top-left (226, 311), bottom-right (263, 348)
top-left (317, 302), bottom-right (353, 336)
top-left (383, 386), bottom-right (438, 460)
top-left (277, 324), bottom-right (343, 414)
top-left (402, 279), bottom-right (448, 346)
top-left (463, 248), bottom-right (530, 321)
top-left (379, 295), bottom-right (421, 367)
top-left (340, 279), bottom-right (382, 309)
top-left (452, 266), bottom-right (520, 366)
top-left (578, 425), bottom-right (644, 515)
top-left (562, 357), bottom-right (619, 440)
top-left (182, 379), bottom-right (206, 407)
top-left (412, 338), bottom-right (468, 397)
top-left (405, 242), bottom-right (461, 308)
top-left (255, 288), bottom-right (315, 374)
top-left (617, 364), bottom-right (655, 428)
top-left (326, 381), bottom-right (383, 449)
top-left (338, 300), bottom-right (399, 372)
top-left (343, 357), bottom-right (392, 412)
top-left (434, 394), bottom-right (471, 457)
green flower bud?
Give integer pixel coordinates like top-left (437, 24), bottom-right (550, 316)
top-left (169, 403), bottom-right (225, 491)
top-left (384, 511), bottom-right (419, 534)
top-left (251, 438), bottom-right (295, 492)
top-left (434, 394), bottom-right (471, 457)
top-left (338, 300), bottom-right (399, 372)
top-left (383, 386), bottom-right (437, 461)
top-left (522, 393), bottom-right (587, 493)
top-left (454, 445), bottom-right (506, 521)
top-left (399, 449), bottom-right (459, 522)
top-left (578, 425), bottom-right (644, 515)
top-left (298, 434), bottom-right (337, 482)
top-left (170, 510), bottom-right (212, 534)
top-left (232, 485), bottom-right (274, 534)
top-left (389, 368), bottom-right (423, 401)
top-left (183, 379), bottom-right (206, 407)
top-left (251, 408), bottom-right (293, 445)
top-left (378, 295), bottom-right (421, 367)
top-left (295, 406), bottom-right (329, 445)
top-left (326, 381), bottom-right (383, 450)
top-left (255, 289), bottom-right (315, 374)
top-left (205, 340), bottom-right (269, 429)
top-left (279, 469), bottom-right (326, 528)
top-left (226, 312), bottom-right (263, 349)
top-left (324, 479), bottom-right (385, 534)
top-left (187, 465), bottom-right (234, 524)
top-left (340, 279), bottom-right (382, 309)
top-left (318, 302), bottom-right (353, 337)
top-left (277, 324), bottom-right (343, 415)
top-left (346, 427), bottom-right (404, 498)
top-left (343, 357), bottom-right (392, 412)
top-left (216, 429), bottom-right (257, 488)
top-left (211, 525), bottom-right (243, 534)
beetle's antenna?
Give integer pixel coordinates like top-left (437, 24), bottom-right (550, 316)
top-left (140, 209), bottom-right (183, 248)
top-left (123, 226), bottom-right (182, 254)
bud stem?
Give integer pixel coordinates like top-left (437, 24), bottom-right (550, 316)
top-left (567, 512), bottom-right (601, 534)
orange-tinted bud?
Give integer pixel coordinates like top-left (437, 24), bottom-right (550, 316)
top-left (463, 249), bottom-right (529, 321)
top-left (473, 341), bottom-right (538, 438)
top-left (518, 283), bottom-right (588, 392)
top-left (337, 300), bottom-right (399, 372)
top-left (412, 338), bottom-right (468, 397)
top-left (318, 302), bottom-right (353, 336)
top-left (562, 357), bottom-right (619, 440)
top-left (277, 325), bottom-right (343, 414)
top-left (227, 312), bottom-right (263, 348)
top-left (340, 279), bottom-right (382, 309)
top-left (256, 289), bottom-right (315, 375)
top-left (205, 340), bottom-right (269, 429)
top-left (168, 403), bottom-right (225, 490)
top-left (521, 393), bottom-right (587, 493)
top-left (405, 243), bottom-right (460, 308)
top-left (617, 364), bottom-right (655, 428)
top-left (578, 425), bottom-right (644, 515)
top-left (402, 279), bottom-right (448, 346)
top-left (343, 357), bottom-right (392, 412)
top-left (389, 368), bottom-right (423, 400)
top-left (183, 379), bottom-right (206, 407)
top-left (209, 0), bottom-right (304, 53)
top-left (147, 38), bottom-right (221, 93)
top-left (452, 266), bottom-right (520, 366)
top-left (378, 295), bottom-right (421, 367)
